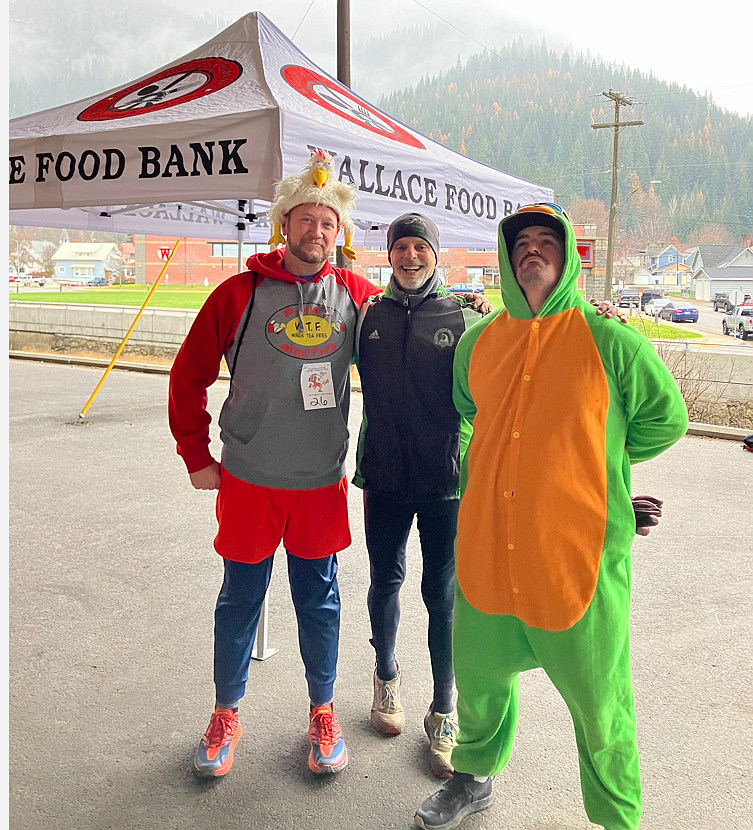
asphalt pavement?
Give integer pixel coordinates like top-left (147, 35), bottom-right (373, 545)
top-left (9, 360), bottom-right (753, 830)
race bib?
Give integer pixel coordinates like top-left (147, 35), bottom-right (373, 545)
top-left (301, 362), bottom-right (336, 410)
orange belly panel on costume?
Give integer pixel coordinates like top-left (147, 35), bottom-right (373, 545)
top-left (456, 308), bottom-right (609, 632)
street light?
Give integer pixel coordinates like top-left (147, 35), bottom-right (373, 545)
top-left (625, 180), bottom-right (661, 201)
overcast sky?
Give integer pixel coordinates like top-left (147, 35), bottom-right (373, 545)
top-left (170, 0), bottom-right (751, 118)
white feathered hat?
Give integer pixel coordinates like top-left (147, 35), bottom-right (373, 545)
top-left (268, 150), bottom-right (357, 258)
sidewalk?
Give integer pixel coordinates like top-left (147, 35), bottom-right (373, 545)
top-left (9, 360), bottom-right (753, 830)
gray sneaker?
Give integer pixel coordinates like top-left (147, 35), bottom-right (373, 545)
top-left (423, 709), bottom-right (458, 778)
top-left (414, 772), bottom-right (494, 829)
top-left (370, 667), bottom-right (405, 734)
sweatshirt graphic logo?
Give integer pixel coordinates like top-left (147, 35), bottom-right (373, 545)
top-left (266, 304), bottom-right (346, 359)
top-left (368, 330), bottom-right (380, 339)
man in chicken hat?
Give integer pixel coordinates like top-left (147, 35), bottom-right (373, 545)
top-left (169, 151), bottom-right (380, 779)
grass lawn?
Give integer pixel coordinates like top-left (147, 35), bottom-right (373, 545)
top-left (625, 316), bottom-right (703, 339)
top-left (9, 285), bottom-right (703, 341)
top-left (9, 284), bottom-right (215, 310)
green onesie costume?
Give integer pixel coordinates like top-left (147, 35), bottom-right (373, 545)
top-left (450, 205), bottom-right (688, 830)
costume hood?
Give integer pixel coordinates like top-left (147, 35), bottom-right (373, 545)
top-left (497, 205), bottom-right (581, 319)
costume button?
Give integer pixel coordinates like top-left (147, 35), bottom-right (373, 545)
top-left (503, 491), bottom-right (509, 498)
top-left (507, 543), bottom-right (515, 550)
top-left (512, 587), bottom-right (520, 594)
top-left (523, 374), bottom-right (531, 381)
top-left (512, 431), bottom-right (520, 439)
top-left (532, 321), bottom-right (540, 329)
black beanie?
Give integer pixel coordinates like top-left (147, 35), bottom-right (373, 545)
top-left (387, 213), bottom-right (440, 261)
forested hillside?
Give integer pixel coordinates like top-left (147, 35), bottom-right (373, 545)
top-left (379, 42), bottom-right (753, 241)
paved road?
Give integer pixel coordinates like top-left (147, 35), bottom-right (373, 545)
top-left (9, 360), bottom-right (753, 830)
top-left (651, 299), bottom-right (752, 349)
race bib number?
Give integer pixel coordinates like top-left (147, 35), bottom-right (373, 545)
top-left (301, 362), bottom-right (336, 410)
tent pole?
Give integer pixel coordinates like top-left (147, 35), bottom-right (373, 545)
top-left (335, 0), bottom-right (350, 270)
top-left (77, 239), bottom-right (181, 420)
top-left (237, 199), bottom-right (247, 274)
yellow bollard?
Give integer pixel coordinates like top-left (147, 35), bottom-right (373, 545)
top-left (78, 240), bottom-right (182, 420)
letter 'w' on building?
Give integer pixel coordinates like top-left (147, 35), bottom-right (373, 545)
top-left (9, 14), bottom-right (551, 249)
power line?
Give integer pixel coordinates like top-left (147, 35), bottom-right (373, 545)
top-left (291, 0), bottom-right (318, 42)
top-left (408, 0), bottom-right (555, 96)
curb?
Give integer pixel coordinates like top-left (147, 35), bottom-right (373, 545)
top-left (686, 422), bottom-right (752, 441)
top-left (9, 352), bottom-right (750, 440)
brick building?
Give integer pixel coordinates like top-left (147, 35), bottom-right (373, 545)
top-left (138, 229), bottom-right (608, 297)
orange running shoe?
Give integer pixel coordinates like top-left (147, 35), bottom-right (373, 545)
top-left (308, 704), bottom-right (348, 774)
top-left (194, 706), bottom-right (242, 777)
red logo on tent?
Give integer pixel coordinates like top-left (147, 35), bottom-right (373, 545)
top-left (282, 65), bottom-right (424, 150)
top-left (78, 58), bottom-right (243, 121)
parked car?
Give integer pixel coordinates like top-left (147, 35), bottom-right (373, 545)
top-left (722, 304), bottom-right (753, 340)
top-left (659, 301), bottom-right (699, 323)
top-left (640, 288), bottom-right (665, 309)
top-left (448, 282), bottom-right (485, 295)
top-left (714, 290), bottom-right (752, 312)
top-left (643, 298), bottom-right (672, 316)
top-left (86, 276), bottom-right (110, 287)
top-left (713, 292), bottom-right (732, 312)
top-left (613, 289), bottom-right (640, 307)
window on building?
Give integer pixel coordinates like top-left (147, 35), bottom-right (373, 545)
top-left (668, 255), bottom-right (674, 263)
top-left (363, 246), bottom-right (386, 252)
top-left (467, 267), bottom-right (484, 281)
top-left (466, 248), bottom-right (495, 252)
top-left (210, 243), bottom-right (270, 258)
top-left (72, 267), bottom-right (95, 277)
top-left (57, 266), bottom-right (65, 274)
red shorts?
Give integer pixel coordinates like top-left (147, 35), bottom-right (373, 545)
top-left (214, 467), bottom-right (351, 564)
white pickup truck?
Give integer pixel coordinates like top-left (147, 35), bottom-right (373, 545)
top-left (722, 304), bottom-right (753, 340)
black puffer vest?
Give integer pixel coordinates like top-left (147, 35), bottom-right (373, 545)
top-left (355, 274), bottom-right (477, 499)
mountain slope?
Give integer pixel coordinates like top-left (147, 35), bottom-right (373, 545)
top-left (379, 43), bottom-right (753, 239)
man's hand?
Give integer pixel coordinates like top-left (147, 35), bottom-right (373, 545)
top-left (591, 298), bottom-right (627, 324)
top-left (464, 293), bottom-right (493, 315)
top-left (190, 461), bottom-right (222, 490)
top-left (632, 495), bottom-right (663, 536)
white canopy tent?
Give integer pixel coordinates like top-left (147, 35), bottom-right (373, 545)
top-left (9, 12), bottom-right (553, 251)
top-left (9, 15), bottom-right (553, 660)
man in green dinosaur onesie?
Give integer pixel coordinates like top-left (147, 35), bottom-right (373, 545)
top-left (414, 203), bottom-right (688, 830)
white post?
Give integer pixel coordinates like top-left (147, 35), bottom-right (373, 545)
top-left (251, 592), bottom-right (278, 661)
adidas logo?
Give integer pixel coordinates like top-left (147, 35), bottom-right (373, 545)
top-left (368, 330), bottom-right (380, 339)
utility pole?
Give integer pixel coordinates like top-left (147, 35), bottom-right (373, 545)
top-left (335, 0), bottom-right (351, 270)
top-left (592, 91), bottom-right (642, 296)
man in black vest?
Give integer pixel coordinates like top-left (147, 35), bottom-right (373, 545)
top-left (353, 213), bottom-right (487, 778)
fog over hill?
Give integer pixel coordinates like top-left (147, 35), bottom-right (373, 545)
top-left (8, 0), bottom-right (565, 117)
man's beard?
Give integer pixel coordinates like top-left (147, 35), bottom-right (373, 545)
top-left (395, 262), bottom-right (433, 289)
top-left (288, 237), bottom-right (329, 265)
top-left (515, 258), bottom-right (551, 286)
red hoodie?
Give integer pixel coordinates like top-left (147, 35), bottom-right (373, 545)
top-left (168, 249), bottom-right (381, 482)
